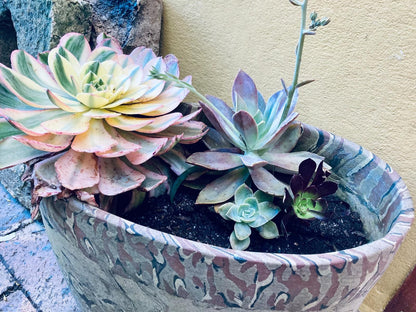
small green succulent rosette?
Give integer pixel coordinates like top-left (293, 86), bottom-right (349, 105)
top-left (216, 184), bottom-right (280, 250)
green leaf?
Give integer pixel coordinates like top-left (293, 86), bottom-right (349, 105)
top-left (59, 33), bottom-right (91, 63)
top-left (234, 184), bottom-right (253, 205)
top-left (234, 222), bottom-right (251, 240)
top-left (258, 201), bottom-right (280, 222)
top-left (0, 137), bottom-right (49, 169)
top-left (48, 50), bottom-right (80, 96)
top-left (258, 221), bottom-right (279, 239)
top-left (230, 231), bottom-right (250, 250)
top-left (196, 167), bottom-right (249, 204)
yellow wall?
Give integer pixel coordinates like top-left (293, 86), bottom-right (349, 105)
top-left (161, 1), bottom-right (416, 311)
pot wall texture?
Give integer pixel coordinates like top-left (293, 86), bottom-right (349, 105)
top-left (160, 1), bottom-right (416, 311)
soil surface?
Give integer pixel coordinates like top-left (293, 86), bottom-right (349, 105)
top-left (123, 188), bottom-right (368, 254)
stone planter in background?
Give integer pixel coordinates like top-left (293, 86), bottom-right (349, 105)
top-left (39, 124), bottom-right (414, 312)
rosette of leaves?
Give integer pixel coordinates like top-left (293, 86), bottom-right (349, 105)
top-left (216, 184), bottom-right (280, 250)
top-left (185, 70), bottom-right (324, 204)
top-left (285, 158), bottom-right (338, 220)
top-left (0, 33), bottom-right (207, 202)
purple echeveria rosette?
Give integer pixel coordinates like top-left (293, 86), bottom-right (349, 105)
top-left (40, 123), bottom-right (414, 312)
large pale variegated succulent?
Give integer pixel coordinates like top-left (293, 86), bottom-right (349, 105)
top-left (0, 33), bottom-right (207, 200)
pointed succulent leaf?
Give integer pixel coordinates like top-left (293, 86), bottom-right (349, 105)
top-left (290, 174), bottom-right (305, 196)
top-left (234, 222), bottom-right (252, 240)
top-left (257, 91), bottom-right (266, 113)
top-left (240, 152), bottom-right (267, 168)
top-left (230, 231), bottom-right (250, 251)
top-left (258, 221), bottom-right (279, 239)
top-left (299, 157), bottom-right (317, 183)
top-left (59, 33), bottom-right (91, 63)
top-left (202, 127), bottom-right (234, 150)
top-left (249, 167), bottom-right (287, 196)
top-left (232, 110), bottom-right (258, 149)
top-left (254, 190), bottom-right (273, 204)
top-left (187, 151), bottom-right (243, 171)
top-left (226, 204), bottom-right (242, 222)
top-left (317, 181), bottom-right (338, 197)
top-left (196, 167), bottom-right (249, 204)
top-left (234, 183), bottom-right (254, 205)
top-left (266, 123), bottom-right (302, 153)
top-left (215, 202), bottom-right (235, 220)
top-left (258, 201), bottom-right (280, 222)
top-left (205, 95), bottom-right (234, 121)
top-left (232, 70), bottom-right (258, 115)
top-left (261, 151), bottom-right (324, 174)
top-left (0, 137), bottom-right (49, 169)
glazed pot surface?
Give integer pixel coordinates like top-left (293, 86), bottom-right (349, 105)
top-left (40, 124), bottom-right (414, 312)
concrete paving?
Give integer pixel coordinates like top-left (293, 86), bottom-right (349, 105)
top-left (0, 183), bottom-right (80, 312)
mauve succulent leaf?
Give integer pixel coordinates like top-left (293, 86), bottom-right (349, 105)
top-left (0, 137), bottom-right (49, 169)
top-left (266, 123), bottom-right (302, 153)
top-left (232, 110), bottom-right (258, 149)
top-left (257, 91), bottom-right (266, 113)
top-left (71, 119), bottom-right (117, 153)
top-left (129, 47), bottom-right (156, 69)
top-left (202, 127), bottom-right (234, 150)
top-left (0, 118), bottom-right (24, 139)
top-left (263, 89), bottom-right (286, 127)
top-left (205, 95), bottom-right (234, 121)
top-left (187, 151), bottom-right (243, 171)
top-left (249, 167), bottom-right (286, 196)
top-left (234, 222), bottom-right (252, 240)
top-left (46, 90), bottom-right (88, 113)
top-left (196, 167), bottom-right (249, 204)
top-left (261, 151), bottom-right (323, 174)
top-left (155, 134), bottom-right (183, 155)
top-left (105, 115), bottom-right (153, 131)
top-left (41, 112), bottom-right (91, 135)
top-left (55, 149), bottom-right (99, 190)
top-left (240, 152), bottom-right (267, 168)
top-left (11, 51), bottom-right (60, 92)
top-left (48, 49), bottom-right (80, 96)
top-left (174, 107), bottom-right (202, 124)
top-left (0, 65), bottom-right (56, 109)
top-left (232, 70), bottom-right (258, 115)
top-left (259, 111), bottom-right (298, 149)
top-left (138, 113), bottom-right (182, 133)
top-left (258, 221), bottom-right (279, 239)
top-left (123, 133), bottom-right (167, 165)
top-left (215, 202), bottom-right (234, 220)
top-left (234, 184), bottom-right (254, 206)
top-left (1, 108), bottom-right (71, 136)
top-left (199, 102), bottom-right (245, 149)
top-left (14, 133), bottom-right (72, 152)
top-left (230, 231), bottom-right (250, 251)
top-left (97, 157), bottom-right (145, 196)
top-left (127, 165), bottom-right (166, 192)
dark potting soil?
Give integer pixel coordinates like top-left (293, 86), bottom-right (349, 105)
top-left (123, 188), bottom-right (368, 254)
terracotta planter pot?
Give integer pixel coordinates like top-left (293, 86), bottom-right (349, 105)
top-left (40, 124), bottom-right (414, 312)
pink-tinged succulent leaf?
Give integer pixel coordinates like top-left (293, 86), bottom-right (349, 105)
top-left (105, 86), bottom-right (149, 109)
top-left (97, 157), bottom-right (145, 196)
top-left (0, 65), bottom-right (56, 109)
top-left (129, 47), bottom-right (156, 68)
top-left (155, 134), bottom-right (183, 155)
top-left (240, 152), bottom-right (267, 168)
top-left (187, 151), bottom-right (243, 171)
top-left (205, 95), bottom-right (234, 121)
top-left (32, 154), bottom-right (63, 197)
top-left (196, 167), bottom-right (249, 204)
top-left (201, 128), bottom-right (234, 150)
top-left (261, 151), bottom-right (324, 174)
top-left (48, 49), bottom-right (81, 96)
top-left (136, 78), bottom-right (165, 102)
top-left (0, 108), bottom-right (71, 136)
top-left (199, 102), bottom-right (245, 150)
top-left (159, 147), bottom-right (194, 176)
top-left (263, 89), bottom-right (286, 129)
top-left (249, 167), bottom-right (286, 196)
top-left (140, 77), bottom-right (191, 117)
top-left (156, 120), bottom-right (208, 144)
top-left (163, 54), bottom-right (180, 77)
top-left (82, 109), bottom-right (120, 118)
top-left (232, 110), bottom-right (258, 149)
top-left (106, 115), bottom-right (153, 131)
top-left (59, 33), bottom-right (92, 63)
top-left (14, 133), bottom-right (72, 152)
top-left (132, 165), bottom-right (167, 191)
top-left (143, 56), bottom-right (166, 79)
top-left (55, 149), bottom-right (99, 190)
top-left (122, 132), bottom-right (167, 165)
top-left (0, 137), bottom-right (50, 169)
top-left (71, 119), bottom-right (117, 153)
top-left (137, 113), bottom-right (183, 133)
top-left (11, 50), bottom-right (61, 92)
top-left (96, 33), bottom-right (123, 54)
top-left (108, 102), bottom-right (163, 115)
top-left (258, 111), bottom-right (299, 149)
top-left (0, 118), bottom-right (25, 139)
top-left (174, 107), bottom-right (202, 124)
top-left (75, 190), bottom-right (99, 207)
top-left (46, 90), bottom-right (87, 113)
top-left (265, 123), bottom-right (302, 153)
top-left (95, 127), bottom-right (141, 158)
top-left (41, 112), bottom-right (91, 135)
top-left (232, 70), bottom-right (258, 115)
